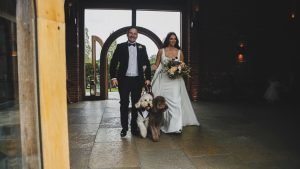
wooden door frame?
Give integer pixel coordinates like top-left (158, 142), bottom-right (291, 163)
top-left (17, 0), bottom-right (70, 168)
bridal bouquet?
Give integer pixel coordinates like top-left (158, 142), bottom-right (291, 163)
top-left (163, 59), bottom-right (191, 79)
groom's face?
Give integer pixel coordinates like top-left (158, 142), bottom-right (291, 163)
top-left (127, 28), bottom-right (138, 43)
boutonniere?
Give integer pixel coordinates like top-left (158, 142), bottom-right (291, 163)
top-left (138, 45), bottom-right (143, 49)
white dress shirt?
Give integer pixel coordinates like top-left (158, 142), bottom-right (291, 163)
top-left (126, 43), bottom-right (138, 76)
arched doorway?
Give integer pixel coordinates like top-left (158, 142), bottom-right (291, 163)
top-left (84, 35), bottom-right (103, 99)
top-left (99, 26), bottom-right (163, 99)
top-left (73, 8), bottom-right (185, 102)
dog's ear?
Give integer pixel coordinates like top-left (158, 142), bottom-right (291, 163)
top-left (135, 102), bottom-right (141, 108)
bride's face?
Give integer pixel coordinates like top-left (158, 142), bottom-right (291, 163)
top-left (168, 35), bottom-right (177, 47)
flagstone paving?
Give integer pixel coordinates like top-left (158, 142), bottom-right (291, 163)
top-left (69, 94), bottom-right (300, 169)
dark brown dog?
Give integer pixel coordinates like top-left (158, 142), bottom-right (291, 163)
top-left (149, 96), bottom-right (168, 142)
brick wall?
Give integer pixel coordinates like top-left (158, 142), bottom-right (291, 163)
top-left (66, 0), bottom-right (81, 103)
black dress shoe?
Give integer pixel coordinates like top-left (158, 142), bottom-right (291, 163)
top-left (120, 129), bottom-right (127, 137)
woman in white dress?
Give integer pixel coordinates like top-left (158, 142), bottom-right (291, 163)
top-left (151, 32), bottom-right (200, 133)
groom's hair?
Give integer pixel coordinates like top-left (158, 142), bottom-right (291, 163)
top-left (127, 26), bottom-right (138, 35)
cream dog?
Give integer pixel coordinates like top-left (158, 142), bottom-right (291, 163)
top-left (135, 93), bottom-right (153, 138)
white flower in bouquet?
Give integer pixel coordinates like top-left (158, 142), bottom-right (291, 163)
top-left (178, 65), bottom-right (182, 73)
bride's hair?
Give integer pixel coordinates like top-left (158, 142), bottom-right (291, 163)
top-left (162, 32), bottom-right (180, 49)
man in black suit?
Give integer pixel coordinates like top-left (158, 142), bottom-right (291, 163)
top-left (110, 26), bottom-right (151, 137)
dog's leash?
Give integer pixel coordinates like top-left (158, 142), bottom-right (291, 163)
top-left (143, 84), bottom-right (154, 97)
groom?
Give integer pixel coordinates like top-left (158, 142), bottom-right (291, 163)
top-left (110, 26), bottom-right (151, 137)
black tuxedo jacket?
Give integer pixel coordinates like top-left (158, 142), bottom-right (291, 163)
top-left (110, 42), bottom-right (151, 82)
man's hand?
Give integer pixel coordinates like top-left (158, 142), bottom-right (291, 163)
top-left (145, 80), bottom-right (151, 86)
top-left (111, 79), bottom-right (118, 87)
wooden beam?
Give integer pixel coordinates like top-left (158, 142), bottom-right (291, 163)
top-left (35, 0), bottom-right (70, 168)
top-left (16, 0), bottom-right (42, 168)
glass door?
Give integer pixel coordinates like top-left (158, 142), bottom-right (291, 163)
top-left (84, 9), bottom-right (131, 98)
top-left (83, 9), bottom-right (181, 100)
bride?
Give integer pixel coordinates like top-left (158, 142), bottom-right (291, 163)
top-left (151, 32), bottom-right (200, 133)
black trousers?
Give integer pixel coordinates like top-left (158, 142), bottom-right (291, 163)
top-left (118, 76), bottom-right (143, 131)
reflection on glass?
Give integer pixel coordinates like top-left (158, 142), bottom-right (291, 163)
top-left (0, 15), bottom-right (21, 168)
top-left (84, 38), bottom-right (102, 97)
top-left (95, 42), bottom-right (101, 96)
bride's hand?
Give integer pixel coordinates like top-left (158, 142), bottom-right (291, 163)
top-left (151, 64), bottom-right (157, 71)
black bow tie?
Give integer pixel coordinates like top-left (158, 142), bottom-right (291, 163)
top-left (128, 43), bottom-right (136, 47)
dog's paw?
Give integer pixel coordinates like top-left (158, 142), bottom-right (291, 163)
top-left (138, 124), bottom-right (147, 138)
top-left (140, 127), bottom-right (147, 138)
top-left (150, 126), bottom-right (160, 142)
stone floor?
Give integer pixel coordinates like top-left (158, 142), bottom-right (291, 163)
top-left (68, 93), bottom-right (300, 169)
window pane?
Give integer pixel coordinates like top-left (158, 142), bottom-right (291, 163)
top-left (137, 10), bottom-right (181, 44)
top-left (136, 34), bottom-right (158, 60)
top-left (84, 9), bottom-right (131, 96)
top-left (137, 10), bottom-right (181, 73)
top-left (85, 9), bottom-right (131, 42)
top-left (0, 10), bottom-right (20, 169)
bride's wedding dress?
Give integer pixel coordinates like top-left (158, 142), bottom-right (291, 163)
top-left (151, 49), bottom-right (200, 133)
